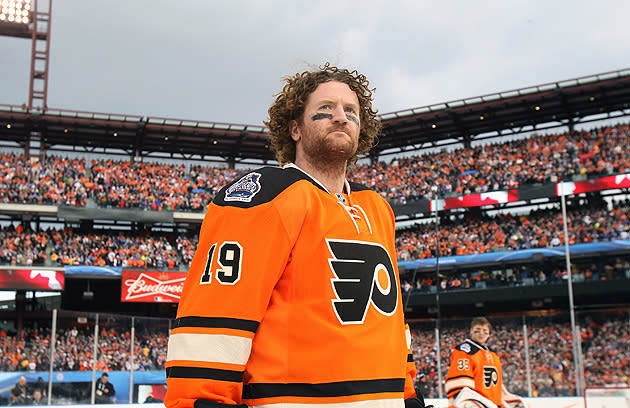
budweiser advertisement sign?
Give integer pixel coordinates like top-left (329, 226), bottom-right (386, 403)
top-left (121, 271), bottom-right (186, 303)
top-left (0, 269), bottom-right (65, 291)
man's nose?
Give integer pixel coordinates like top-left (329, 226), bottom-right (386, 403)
top-left (331, 105), bottom-right (348, 123)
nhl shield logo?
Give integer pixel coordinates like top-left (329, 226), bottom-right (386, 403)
top-left (225, 172), bottom-right (262, 202)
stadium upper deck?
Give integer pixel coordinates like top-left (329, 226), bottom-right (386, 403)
top-left (1, 68), bottom-right (629, 163)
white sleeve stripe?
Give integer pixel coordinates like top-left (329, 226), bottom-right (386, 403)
top-left (166, 332), bottom-right (252, 365)
top-left (445, 377), bottom-right (475, 391)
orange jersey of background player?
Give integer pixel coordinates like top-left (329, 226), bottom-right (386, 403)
top-left (165, 165), bottom-right (416, 408)
top-left (445, 338), bottom-right (504, 407)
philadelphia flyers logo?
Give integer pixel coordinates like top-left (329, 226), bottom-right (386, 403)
top-left (326, 239), bottom-right (399, 324)
top-left (483, 366), bottom-right (499, 388)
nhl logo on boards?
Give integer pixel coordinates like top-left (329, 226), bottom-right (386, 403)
top-left (225, 172), bottom-right (262, 202)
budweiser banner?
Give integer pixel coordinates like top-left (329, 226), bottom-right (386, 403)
top-left (0, 269), bottom-right (64, 291)
top-left (121, 270), bottom-right (186, 303)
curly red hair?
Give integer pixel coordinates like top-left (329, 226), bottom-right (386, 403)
top-left (264, 63), bottom-right (381, 168)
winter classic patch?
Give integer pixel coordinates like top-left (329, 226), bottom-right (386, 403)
top-left (224, 172), bottom-right (262, 202)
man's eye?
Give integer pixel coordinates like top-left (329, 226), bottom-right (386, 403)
top-left (345, 107), bottom-right (356, 114)
top-left (320, 104), bottom-right (331, 110)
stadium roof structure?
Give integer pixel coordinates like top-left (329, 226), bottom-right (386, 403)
top-left (376, 67), bottom-right (630, 156)
top-left (0, 68), bottom-right (629, 165)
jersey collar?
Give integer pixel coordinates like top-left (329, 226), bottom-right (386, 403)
top-left (283, 163), bottom-right (352, 195)
top-left (465, 338), bottom-right (489, 351)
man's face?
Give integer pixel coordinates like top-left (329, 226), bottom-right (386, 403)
top-left (470, 324), bottom-right (490, 345)
top-left (290, 81), bottom-right (361, 166)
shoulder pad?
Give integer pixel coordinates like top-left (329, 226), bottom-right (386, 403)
top-left (213, 166), bottom-right (325, 208)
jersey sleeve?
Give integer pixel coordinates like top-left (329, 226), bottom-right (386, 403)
top-left (164, 189), bottom-right (295, 408)
top-left (445, 346), bottom-right (476, 402)
top-left (404, 324), bottom-right (418, 399)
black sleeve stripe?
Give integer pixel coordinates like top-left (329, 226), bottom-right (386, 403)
top-left (407, 353), bottom-right (415, 363)
top-left (446, 387), bottom-right (464, 396)
top-left (174, 316), bottom-right (259, 332)
top-left (167, 366), bottom-right (244, 383)
top-left (445, 374), bottom-right (474, 381)
top-left (243, 378), bottom-right (405, 399)
top-left (194, 400), bottom-right (247, 408)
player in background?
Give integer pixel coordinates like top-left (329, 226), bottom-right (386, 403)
top-left (445, 317), bottom-right (526, 408)
top-left (165, 63), bottom-right (427, 408)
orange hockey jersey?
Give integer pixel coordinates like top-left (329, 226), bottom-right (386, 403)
top-left (165, 164), bottom-right (415, 408)
top-left (445, 338), bottom-right (504, 408)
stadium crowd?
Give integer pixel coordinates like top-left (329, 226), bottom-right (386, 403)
top-left (0, 224), bottom-right (48, 266)
top-left (396, 197), bottom-right (630, 260)
top-left (47, 228), bottom-right (180, 270)
top-left (0, 154), bottom-right (89, 207)
top-left (1, 197), bottom-right (626, 276)
top-left (1, 312), bottom-right (628, 399)
top-left (352, 123), bottom-right (630, 203)
top-left (0, 325), bottom-right (167, 374)
top-left (1, 123), bottom-right (628, 209)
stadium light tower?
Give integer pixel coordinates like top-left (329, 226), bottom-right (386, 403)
top-left (0, 0), bottom-right (52, 159)
top-left (0, 0), bottom-right (52, 110)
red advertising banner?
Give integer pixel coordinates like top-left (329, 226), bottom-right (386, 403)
top-left (0, 269), bottom-right (65, 291)
top-left (121, 270), bottom-right (186, 303)
top-left (431, 189), bottom-right (519, 211)
top-left (556, 173), bottom-right (630, 196)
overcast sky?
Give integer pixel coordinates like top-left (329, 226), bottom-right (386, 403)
top-left (1, 0), bottom-right (629, 127)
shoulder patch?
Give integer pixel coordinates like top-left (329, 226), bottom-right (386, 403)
top-left (458, 340), bottom-right (482, 355)
top-left (224, 172), bottom-right (262, 202)
top-left (213, 166), bottom-right (326, 208)
top-left (459, 343), bottom-right (472, 353)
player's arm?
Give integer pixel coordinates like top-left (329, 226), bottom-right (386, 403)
top-left (165, 197), bottom-right (293, 408)
top-left (453, 387), bottom-right (498, 408)
top-left (445, 348), bottom-right (475, 408)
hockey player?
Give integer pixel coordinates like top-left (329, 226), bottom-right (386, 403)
top-left (165, 63), bottom-right (426, 408)
top-left (445, 317), bottom-right (526, 408)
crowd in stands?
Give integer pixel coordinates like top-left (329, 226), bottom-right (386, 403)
top-left (410, 312), bottom-right (630, 398)
top-left (352, 123), bottom-right (630, 203)
top-left (0, 224), bottom-right (48, 266)
top-left (48, 228), bottom-right (180, 270)
top-left (0, 325), bottom-right (168, 374)
top-left (0, 154), bottom-right (89, 207)
top-left (396, 198), bottom-right (630, 260)
top-left (88, 161), bottom-right (242, 212)
top-left (1, 123), bottom-right (629, 209)
top-left (2, 197), bottom-right (627, 273)
top-left (0, 225), bottom-right (191, 269)
top-left (1, 312), bottom-right (628, 399)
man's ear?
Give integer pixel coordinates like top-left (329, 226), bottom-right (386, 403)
top-left (289, 119), bottom-right (301, 142)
